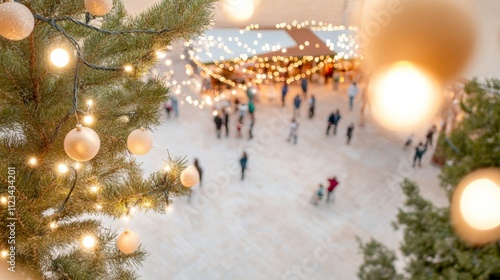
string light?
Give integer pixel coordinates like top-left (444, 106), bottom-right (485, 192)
top-left (57, 164), bottom-right (69, 174)
top-left (123, 65), bottom-right (133, 72)
top-left (50, 48), bottom-right (70, 67)
top-left (95, 204), bottom-right (102, 210)
top-left (121, 215), bottom-right (130, 222)
top-left (1, 250), bottom-right (7, 259)
top-left (49, 221), bottom-right (58, 229)
top-left (74, 162), bottom-right (82, 170)
top-left (89, 185), bottom-right (99, 193)
top-left (28, 157), bottom-right (37, 167)
top-left (86, 99), bottom-right (94, 107)
top-left (163, 164), bottom-right (171, 172)
top-left (82, 235), bottom-right (97, 249)
top-left (0, 197), bottom-right (7, 204)
top-left (83, 115), bottom-right (95, 125)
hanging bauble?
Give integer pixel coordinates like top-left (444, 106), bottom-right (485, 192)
top-left (0, 2), bottom-right (35, 41)
top-left (116, 229), bottom-right (141, 254)
top-left (180, 165), bottom-right (199, 188)
top-left (127, 128), bottom-right (153, 155)
top-left (64, 124), bottom-right (101, 162)
top-left (451, 168), bottom-right (500, 246)
top-left (84, 0), bottom-right (113, 16)
top-left (360, 0), bottom-right (476, 82)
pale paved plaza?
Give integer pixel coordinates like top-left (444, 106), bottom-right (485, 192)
top-left (105, 54), bottom-right (450, 279)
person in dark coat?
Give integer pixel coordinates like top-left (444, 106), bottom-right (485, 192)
top-left (293, 94), bottom-right (301, 117)
top-left (327, 177), bottom-right (339, 202)
top-left (326, 110), bottom-right (341, 135)
top-left (308, 94), bottom-right (316, 118)
top-left (222, 108), bottom-right (229, 137)
top-left (413, 142), bottom-right (427, 167)
top-left (425, 125), bottom-right (437, 147)
top-left (281, 82), bottom-right (288, 107)
top-left (194, 158), bottom-right (203, 187)
top-left (240, 152), bottom-right (248, 180)
top-left (301, 77), bottom-right (308, 97)
top-left (214, 112), bottom-right (223, 139)
top-left (346, 123), bottom-right (354, 144)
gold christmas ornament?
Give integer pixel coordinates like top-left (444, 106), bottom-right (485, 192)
top-left (84, 0), bottom-right (113, 16)
top-left (451, 168), bottom-right (500, 246)
top-left (360, 0), bottom-right (476, 82)
top-left (116, 229), bottom-right (141, 254)
top-left (64, 124), bottom-right (101, 162)
top-left (180, 165), bottom-right (199, 188)
top-left (0, 1), bottom-right (35, 41)
top-left (127, 128), bottom-right (153, 155)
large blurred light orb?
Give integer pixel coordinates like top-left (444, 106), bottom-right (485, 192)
top-left (50, 48), bottom-right (70, 68)
top-left (223, 0), bottom-right (255, 21)
top-left (460, 179), bottom-right (500, 230)
top-left (369, 61), bottom-right (440, 131)
top-left (451, 168), bottom-right (500, 246)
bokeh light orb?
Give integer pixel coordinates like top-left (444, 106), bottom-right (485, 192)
top-left (451, 168), bottom-right (500, 246)
top-left (223, 0), bottom-right (255, 21)
top-left (368, 61), bottom-right (441, 131)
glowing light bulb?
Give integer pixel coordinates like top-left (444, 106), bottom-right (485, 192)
top-left (86, 99), bottom-right (94, 107)
top-left (0, 197), bottom-right (7, 204)
top-left (460, 179), bottom-right (500, 230)
top-left (82, 235), bottom-right (96, 249)
top-left (50, 221), bottom-right (58, 229)
top-left (164, 164), bottom-right (171, 172)
top-left (165, 59), bottom-right (172, 66)
top-left (130, 206), bottom-right (137, 213)
top-left (155, 51), bottom-right (166, 59)
top-left (95, 204), bottom-right (102, 210)
top-left (1, 250), bottom-right (8, 258)
top-left (121, 215), bottom-right (130, 222)
top-left (50, 48), bottom-right (70, 67)
top-left (83, 115), bottom-right (94, 125)
top-left (90, 185), bottom-right (99, 193)
top-left (57, 164), bottom-right (68, 174)
top-left (74, 162), bottom-right (82, 170)
top-left (212, 110), bottom-right (218, 116)
top-left (28, 157), bottom-right (37, 166)
top-left (369, 61), bottom-right (440, 131)
top-left (124, 65), bottom-right (133, 72)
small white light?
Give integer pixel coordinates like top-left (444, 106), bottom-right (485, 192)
top-left (28, 157), bottom-right (37, 166)
top-left (0, 197), bottom-right (7, 204)
top-left (50, 48), bottom-right (70, 68)
top-left (82, 235), bottom-right (97, 249)
top-left (57, 164), bottom-right (68, 174)
top-left (50, 221), bottom-right (58, 229)
top-left (130, 206), bottom-right (137, 213)
top-left (95, 204), bottom-right (103, 210)
top-left (124, 65), bottom-right (133, 72)
top-left (74, 162), bottom-right (82, 170)
top-left (86, 99), bottom-right (94, 107)
top-left (1, 250), bottom-right (8, 258)
top-left (121, 215), bottom-right (130, 222)
top-left (165, 59), bottom-right (172, 66)
top-left (90, 185), bottom-right (99, 193)
top-left (155, 51), bottom-right (166, 59)
top-left (83, 115), bottom-right (94, 125)
top-left (164, 164), bottom-right (171, 172)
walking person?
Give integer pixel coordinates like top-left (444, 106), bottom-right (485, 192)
top-left (346, 123), bottom-right (355, 144)
top-left (248, 101), bottom-right (255, 118)
top-left (171, 96), bottom-right (179, 118)
top-left (281, 82), bottom-right (288, 107)
top-left (413, 142), bottom-right (427, 167)
top-left (248, 114), bottom-right (255, 139)
top-left (311, 184), bottom-right (324, 206)
top-left (163, 99), bottom-right (173, 119)
top-left (287, 118), bottom-right (299, 144)
top-left (326, 176), bottom-right (339, 203)
top-left (348, 82), bottom-right (359, 111)
top-left (425, 125), bottom-right (437, 147)
top-left (308, 94), bottom-right (316, 118)
top-left (301, 77), bottom-right (308, 97)
top-left (214, 112), bottom-right (223, 139)
top-left (222, 107), bottom-right (230, 137)
top-left (293, 94), bottom-right (301, 117)
top-left (326, 110), bottom-right (341, 135)
top-left (238, 103), bottom-right (248, 120)
top-left (194, 158), bottom-right (203, 187)
top-left (240, 151), bottom-right (248, 180)
top-left (404, 133), bottom-right (414, 148)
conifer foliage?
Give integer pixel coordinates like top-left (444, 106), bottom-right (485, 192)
top-left (0, 0), bottom-right (216, 278)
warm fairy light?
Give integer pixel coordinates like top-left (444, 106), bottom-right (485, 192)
top-left (50, 48), bottom-right (70, 68)
top-left (166, 204), bottom-right (173, 212)
top-left (1, 250), bottom-right (7, 258)
top-left (57, 164), bottom-right (69, 174)
top-left (212, 110), bottom-right (218, 116)
top-left (164, 164), bottom-right (171, 172)
top-left (50, 221), bottom-right (58, 229)
top-left (83, 115), bottom-right (94, 125)
top-left (82, 235), bottom-right (97, 249)
top-left (369, 61), bottom-right (440, 131)
top-left (165, 59), bottom-right (172, 66)
top-left (460, 179), bottom-right (500, 230)
top-left (130, 206), bottom-right (137, 213)
top-left (86, 99), bottom-right (94, 107)
top-left (155, 50), bottom-right (166, 59)
top-left (28, 157), bottom-right (37, 166)
top-left (74, 162), bottom-right (82, 170)
top-left (180, 54), bottom-right (185, 60)
top-left (0, 197), bottom-right (7, 204)
top-left (95, 204), bottom-right (102, 210)
top-left (90, 185), bottom-right (99, 193)
top-left (144, 202), bottom-right (151, 207)
top-left (124, 65), bottom-right (133, 72)
top-left (121, 215), bottom-right (130, 222)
